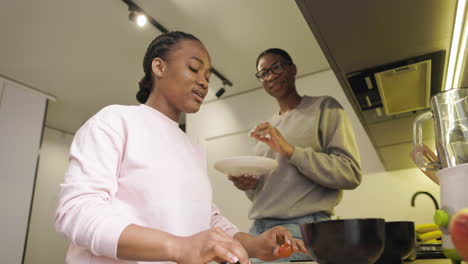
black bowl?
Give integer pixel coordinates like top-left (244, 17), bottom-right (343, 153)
top-left (300, 218), bottom-right (386, 264)
top-left (375, 221), bottom-right (416, 264)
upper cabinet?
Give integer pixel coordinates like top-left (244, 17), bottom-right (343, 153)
top-left (295, 0), bottom-right (459, 170)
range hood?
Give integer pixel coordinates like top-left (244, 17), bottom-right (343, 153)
top-left (375, 60), bottom-right (431, 116)
top-left (343, 51), bottom-right (446, 170)
top-left (346, 51), bottom-right (445, 120)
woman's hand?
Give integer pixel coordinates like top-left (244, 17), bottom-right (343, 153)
top-left (235, 226), bottom-right (308, 261)
top-left (228, 174), bottom-right (259, 191)
top-left (174, 228), bottom-right (250, 264)
top-left (250, 122), bottom-right (294, 157)
top-left (257, 226), bottom-right (308, 260)
top-left (409, 144), bottom-right (439, 185)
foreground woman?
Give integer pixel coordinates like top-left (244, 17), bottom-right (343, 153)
top-left (55, 32), bottom-right (307, 264)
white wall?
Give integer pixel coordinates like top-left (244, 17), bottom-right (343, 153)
top-left (187, 69), bottom-right (440, 232)
top-left (335, 167), bottom-right (440, 225)
top-left (24, 127), bottom-right (73, 264)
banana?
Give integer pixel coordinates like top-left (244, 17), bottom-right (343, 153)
top-left (416, 224), bottom-right (439, 234)
top-left (418, 230), bottom-right (443, 241)
top-left (423, 239), bottom-right (442, 244)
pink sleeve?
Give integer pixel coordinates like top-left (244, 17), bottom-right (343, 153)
top-left (210, 204), bottom-right (239, 237)
top-left (54, 115), bottom-right (133, 259)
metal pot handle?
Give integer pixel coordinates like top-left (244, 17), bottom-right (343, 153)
top-left (413, 111), bottom-right (439, 171)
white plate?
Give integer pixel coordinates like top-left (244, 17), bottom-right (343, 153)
top-left (214, 156), bottom-right (278, 177)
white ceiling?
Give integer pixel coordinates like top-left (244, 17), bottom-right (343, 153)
top-left (0, 0), bottom-right (329, 134)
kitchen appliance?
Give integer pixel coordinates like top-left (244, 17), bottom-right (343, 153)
top-left (413, 88), bottom-right (468, 263)
top-left (300, 218), bottom-right (385, 264)
top-left (413, 88), bottom-right (468, 170)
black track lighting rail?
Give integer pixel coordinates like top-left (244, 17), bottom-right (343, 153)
top-left (120, 0), bottom-right (233, 87)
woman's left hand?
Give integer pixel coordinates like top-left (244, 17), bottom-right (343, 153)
top-left (238, 226), bottom-right (308, 261)
top-left (250, 122), bottom-right (294, 157)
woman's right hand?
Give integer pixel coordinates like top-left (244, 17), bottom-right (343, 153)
top-left (409, 144), bottom-right (439, 185)
top-left (228, 175), bottom-right (259, 191)
top-left (173, 228), bottom-right (250, 264)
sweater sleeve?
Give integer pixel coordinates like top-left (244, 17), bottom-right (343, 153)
top-left (245, 189), bottom-right (255, 201)
top-left (210, 204), bottom-right (239, 237)
top-left (288, 98), bottom-right (362, 190)
top-left (54, 115), bottom-right (133, 259)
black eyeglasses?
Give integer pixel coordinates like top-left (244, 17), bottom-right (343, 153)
top-left (255, 61), bottom-right (292, 82)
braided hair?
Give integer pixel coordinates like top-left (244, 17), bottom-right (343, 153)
top-left (255, 48), bottom-right (293, 68)
top-left (137, 31), bottom-right (201, 103)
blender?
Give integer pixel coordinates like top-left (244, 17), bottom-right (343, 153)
top-left (413, 87), bottom-right (468, 263)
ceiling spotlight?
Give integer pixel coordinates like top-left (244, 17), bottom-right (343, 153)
top-left (215, 80), bottom-right (229, 98)
top-left (216, 79), bottom-right (229, 98)
top-left (128, 10), bottom-right (147, 27)
top-left (136, 14), bottom-right (147, 27)
top-left (122, 1), bottom-right (232, 87)
top-left (215, 87), bottom-right (226, 98)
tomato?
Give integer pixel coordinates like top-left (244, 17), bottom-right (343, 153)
top-left (278, 243), bottom-right (293, 258)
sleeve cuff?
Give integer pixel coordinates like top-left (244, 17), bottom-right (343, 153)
top-left (288, 145), bottom-right (306, 165)
top-left (224, 225), bottom-right (240, 237)
top-left (93, 218), bottom-right (133, 258)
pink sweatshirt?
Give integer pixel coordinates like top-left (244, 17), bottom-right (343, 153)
top-left (55, 104), bottom-right (239, 263)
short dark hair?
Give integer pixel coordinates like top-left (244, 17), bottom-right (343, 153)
top-left (137, 31), bottom-right (201, 103)
top-left (255, 48), bottom-right (293, 69)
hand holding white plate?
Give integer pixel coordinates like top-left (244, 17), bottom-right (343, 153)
top-left (214, 156), bottom-right (278, 177)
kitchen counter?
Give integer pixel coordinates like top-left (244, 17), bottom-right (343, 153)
top-left (270, 259), bottom-right (457, 264)
top-left (412, 260), bottom-right (453, 263)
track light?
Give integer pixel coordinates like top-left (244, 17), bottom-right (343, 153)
top-left (122, 1), bottom-right (233, 88)
top-left (215, 80), bottom-right (229, 98)
top-left (128, 10), bottom-right (147, 27)
top-left (215, 87), bottom-right (226, 98)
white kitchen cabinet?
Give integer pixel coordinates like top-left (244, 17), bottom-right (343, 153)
top-left (0, 76), bottom-right (50, 264)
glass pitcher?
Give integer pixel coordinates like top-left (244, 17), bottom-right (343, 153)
top-left (413, 88), bottom-right (468, 170)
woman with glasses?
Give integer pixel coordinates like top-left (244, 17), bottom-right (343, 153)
top-left (229, 48), bottom-right (362, 262)
top-left (55, 34), bottom-right (307, 264)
